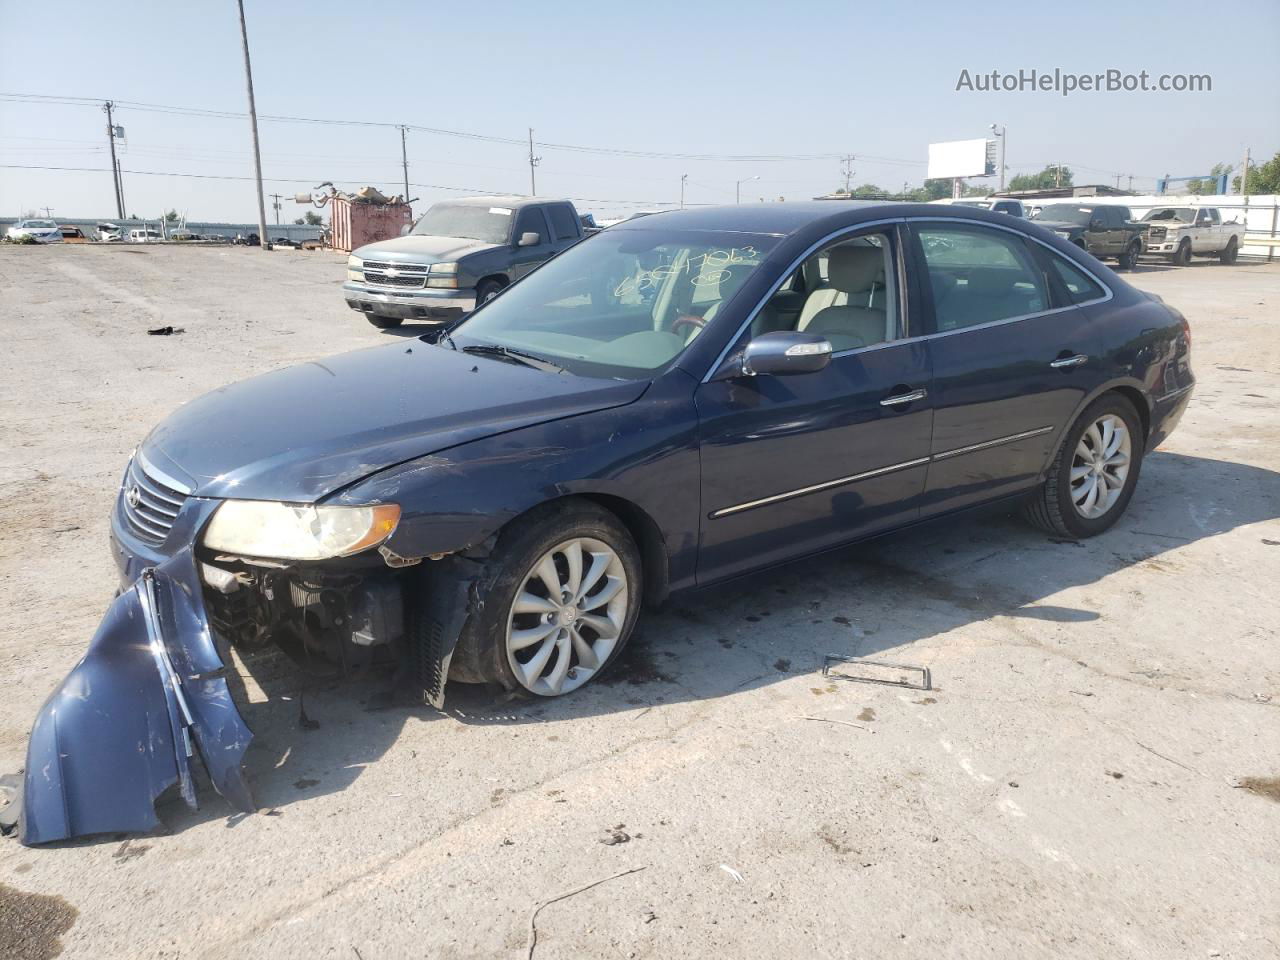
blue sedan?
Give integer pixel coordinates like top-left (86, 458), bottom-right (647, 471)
top-left (20, 201), bottom-right (1194, 844)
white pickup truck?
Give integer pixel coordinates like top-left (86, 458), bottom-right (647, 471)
top-left (1141, 206), bottom-right (1244, 265)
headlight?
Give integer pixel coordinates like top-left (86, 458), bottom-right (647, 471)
top-left (203, 501), bottom-right (401, 560)
top-left (346, 255), bottom-right (364, 282)
top-left (429, 262), bottom-right (457, 274)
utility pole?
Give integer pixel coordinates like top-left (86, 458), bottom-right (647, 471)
top-left (1055, 162), bottom-right (1063, 188)
top-left (527, 128), bottom-right (541, 196)
top-left (1115, 174), bottom-right (1121, 189)
top-left (116, 158), bottom-right (127, 217)
top-left (41, 207), bottom-right (54, 219)
top-left (840, 155), bottom-right (855, 194)
top-left (103, 101), bottom-right (124, 219)
top-left (1127, 174), bottom-right (1134, 191)
top-left (236, 0), bottom-right (269, 250)
top-left (1240, 146), bottom-right (1251, 195)
top-left (270, 193), bottom-right (282, 224)
top-left (989, 124), bottom-right (1006, 192)
top-left (399, 125), bottom-right (410, 200)
top-left (680, 173), bottom-right (688, 209)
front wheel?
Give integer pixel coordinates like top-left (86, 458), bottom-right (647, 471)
top-left (1023, 394), bottom-right (1145, 539)
top-left (453, 500), bottom-right (643, 698)
top-left (1219, 236), bottom-right (1239, 265)
top-left (475, 279), bottom-right (506, 306)
top-left (1117, 241), bottom-right (1141, 270)
top-left (1173, 239), bottom-right (1192, 266)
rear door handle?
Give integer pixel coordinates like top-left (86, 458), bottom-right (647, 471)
top-left (880, 388), bottom-right (928, 407)
top-left (1050, 354), bottom-right (1089, 369)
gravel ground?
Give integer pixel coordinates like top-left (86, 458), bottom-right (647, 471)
top-left (0, 244), bottom-right (1277, 960)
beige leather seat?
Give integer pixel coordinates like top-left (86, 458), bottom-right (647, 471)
top-left (798, 246), bottom-right (888, 350)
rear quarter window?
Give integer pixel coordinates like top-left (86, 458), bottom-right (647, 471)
top-left (546, 204), bottom-right (579, 241)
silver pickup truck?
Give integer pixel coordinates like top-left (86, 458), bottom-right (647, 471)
top-left (1142, 206), bottom-right (1244, 265)
top-left (343, 196), bottom-right (586, 328)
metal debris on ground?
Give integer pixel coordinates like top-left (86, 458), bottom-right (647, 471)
top-left (718, 864), bottom-right (744, 884)
top-left (822, 655), bottom-right (931, 691)
top-left (526, 866), bottom-right (647, 959)
top-left (796, 715), bottom-right (872, 732)
top-left (145, 325), bottom-right (184, 336)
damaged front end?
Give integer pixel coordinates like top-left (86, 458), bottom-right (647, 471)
top-left (20, 549), bottom-right (254, 845)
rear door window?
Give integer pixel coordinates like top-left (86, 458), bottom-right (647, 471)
top-left (914, 224), bottom-right (1049, 332)
top-left (545, 204), bottom-right (579, 242)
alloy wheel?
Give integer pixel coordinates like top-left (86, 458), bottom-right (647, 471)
top-left (505, 536), bottom-right (628, 696)
top-left (1070, 414), bottom-right (1132, 519)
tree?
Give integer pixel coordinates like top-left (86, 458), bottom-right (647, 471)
top-left (303, 211), bottom-right (323, 226)
top-left (293, 217), bottom-right (305, 225)
top-left (163, 209), bottom-right (181, 222)
top-left (850, 183), bottom-right (889, 197)
top-left (1185, 162), bottom-right (1232, 195)
top-left (1007, 165), bottom-right (1074, 191)
top-left (1233, 152), bottom-right (1280, 195)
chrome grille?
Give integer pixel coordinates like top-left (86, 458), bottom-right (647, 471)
top-left (121, 455), bottom-right (190, 545)
top-left (1148, 226), bottom-right (1167, 242)
top-left (362, 260), bottom-right (429, 289)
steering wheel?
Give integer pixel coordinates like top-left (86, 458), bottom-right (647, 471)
top-left (671, 314), bottom-right (707, 339)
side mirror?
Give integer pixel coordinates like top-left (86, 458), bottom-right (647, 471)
top-left (517, 231), bottom-right (540, 247)
top-left (741, 331), bottom-right (833, 377)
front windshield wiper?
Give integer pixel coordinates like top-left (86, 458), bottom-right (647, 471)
top-left (461, 343), bottom-right (565, 374)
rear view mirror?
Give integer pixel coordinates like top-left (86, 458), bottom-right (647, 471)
top-left (518, 232), bottom-right (540, 247)
top-left (742, 331), bottom-right (833, 377)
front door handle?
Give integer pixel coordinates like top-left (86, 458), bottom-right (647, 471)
top-left (1050, 354), bottom-right (1089, 369)
top-left (880, 388), bottom-right (928, 407)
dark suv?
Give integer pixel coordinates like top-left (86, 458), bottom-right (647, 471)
top-left (343, 196), bottom-right (585, 327)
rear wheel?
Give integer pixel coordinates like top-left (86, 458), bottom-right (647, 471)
top-left (1023, 394), bottom-right (1145, 539)
top-left (454, 500), bottom-right (643, 697)
top-left (1117, 241), bottom-right (1140, 270)
top-left (1219, 236), bottom-right (1239, 265)
top-left (366, 314), bottom-right (403, 329)
top-left (1173, 239), bottom-right (1192, 266)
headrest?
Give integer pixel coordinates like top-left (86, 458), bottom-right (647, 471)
top-left (828, 245), bottom-right (884, 293)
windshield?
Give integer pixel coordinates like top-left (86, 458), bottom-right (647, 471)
top-left (1143, 207), bottom-right (1194, 223)
top-left (447, 227), bottom-right (781, 379)
top-left (411, 202), bottom-right (513, 244)
top-left (22, 220), bottom-right (56, 228)
top-left (1036, 205), bottom-right (1092, 225)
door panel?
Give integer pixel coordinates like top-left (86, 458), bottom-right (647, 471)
top-left (911, 220), bottom-right (1108, 514)
top-left (694, 341), bottom-right (933, 584)
top-left (510, 208), bottom-right (552, 280)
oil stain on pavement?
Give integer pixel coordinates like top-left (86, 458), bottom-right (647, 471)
top-left (0, 884), bottom-right (77, 960)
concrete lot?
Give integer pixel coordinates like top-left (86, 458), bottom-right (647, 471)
top-left (0, 244), bottom-right (1277, 960)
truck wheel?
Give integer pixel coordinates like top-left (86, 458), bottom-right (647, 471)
top-left (1219, 236), bottom-right (1239, 265)
top-left (476, 279), bottom-right (506, 305)
top-left (366, 314), bottom-right (403, 329)
top-left (1173, 239), bottom-right (1191, 266)
top-left (453, 500), bottom-right (643, 698)
top-left (1117, 241), bottom-right (1140, 271)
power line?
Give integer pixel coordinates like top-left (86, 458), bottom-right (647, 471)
top-left (0, 163), bottom-right (693, 208)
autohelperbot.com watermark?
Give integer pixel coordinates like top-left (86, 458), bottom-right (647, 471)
top-left (955, 68), bottom-right (1211, 97)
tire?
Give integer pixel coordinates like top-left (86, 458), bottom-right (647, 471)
top-left (1219, 236), bottom-right (1239, 265)
top-left (1022, 393), bottom-right (1145, 539)
top-left (1173, 239), bottom-right (1192, 266)
top-left (453, 500), bottom-right (643, 698)
top-left (366, 314), bottom-right (403, 329)
top-left (1117, 241), bottom-right (1140, 271)
top-left (476, 279), bottom-right (506, 306)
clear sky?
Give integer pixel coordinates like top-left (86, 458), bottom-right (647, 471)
top-left (2, 0), bottom-right (1277, 223)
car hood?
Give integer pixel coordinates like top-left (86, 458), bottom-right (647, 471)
top-left (352, 235), bottom-right (500, 264)
top-left (142, 341), bottom-right (649, 502)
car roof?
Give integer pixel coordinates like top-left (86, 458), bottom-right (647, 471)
top-left (437, 196), bottom-right (569, 209)
top-left (608, 201), bottom-right (1026, 237)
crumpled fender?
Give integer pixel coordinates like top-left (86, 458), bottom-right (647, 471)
top-left (20, 549), bottom-right (254, 845)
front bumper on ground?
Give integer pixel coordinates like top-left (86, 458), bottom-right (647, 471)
top-left (343, 281), bottom-right (476, 321)
top-left (20, 544), bottom-right (255, 845)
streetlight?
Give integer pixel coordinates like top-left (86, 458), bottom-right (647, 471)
top-left (989, 123), bottom-right (1006, 192)
top-left (681, 173), bottom-right (688, 209)
top-left (735, 175), bottom-right (759, 204)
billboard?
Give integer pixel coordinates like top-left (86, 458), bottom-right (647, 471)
top-left (928, 139), bottom-right (996, 179)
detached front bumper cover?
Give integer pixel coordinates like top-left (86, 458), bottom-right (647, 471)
top-left (20, 550), bottom-right (254, 845)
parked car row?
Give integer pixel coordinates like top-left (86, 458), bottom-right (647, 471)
top-left (928, 199), bottom-right (1245, 270)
